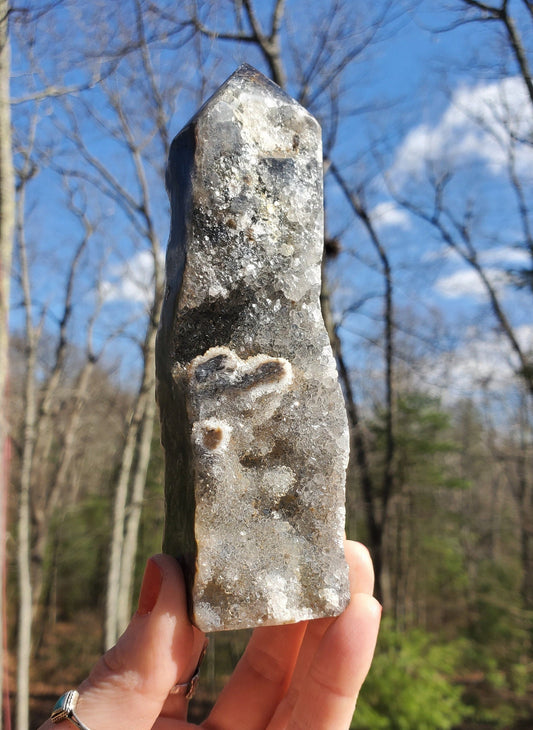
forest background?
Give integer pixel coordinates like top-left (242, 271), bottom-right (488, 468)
top-left (1, 0), bottom-right (532, 728)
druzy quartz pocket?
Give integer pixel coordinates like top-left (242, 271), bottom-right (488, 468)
top-left (156, 64), bottom-right (350, 632)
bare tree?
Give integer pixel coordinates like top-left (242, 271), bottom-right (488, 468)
top-left (7, 6), bottom-right (130, 724)
top-left (47, 2), bottom-right (178, 646)
top-left (390, 167), bottom-right (533, 392)
top-left (12, 124), bottom-right (108, 727)
top-left (187, 0), bottom-right (288, 87)
top-left (375, 0), bottom-right (533, 616)
top-left (13, 110), bottom-right (39, 730)
top-left (97, 15), bottom-right (169, 645)
top-left (325, 162), bottom-right (396, 604)
top-left (448, 0), bottom-right (533, 106)
top-left (485, 390), bottom-right (533, 610)
top-left (0, 3), bottom-right (13, 727)
top-left (412, 2), bottom-right (533, 380)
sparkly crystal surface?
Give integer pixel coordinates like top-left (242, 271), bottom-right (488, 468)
top-left (156, 64), bottom-right (350, 632)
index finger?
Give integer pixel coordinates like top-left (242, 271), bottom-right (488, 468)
top-left (202, 620), bottom-right (308, 730)
top-left (266, 540), bottom-right (376, 729)
top-left (284, 543), bottom-right (381, 729)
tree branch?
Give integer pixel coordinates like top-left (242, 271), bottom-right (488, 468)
top-left (330, 161), bottom-right (396, 515)
top-left (501, 9), bottom-right (533, 107)
top-left (387, 170), bottom-right (533, 394)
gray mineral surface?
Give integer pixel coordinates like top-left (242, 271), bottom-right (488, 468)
top-left (156, 64), bottom-right (350, 632)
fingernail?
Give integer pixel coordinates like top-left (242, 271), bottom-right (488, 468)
top-left (137, 558), bottom-right (163, 615)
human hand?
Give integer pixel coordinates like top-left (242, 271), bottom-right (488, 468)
top-left (40, 540), bottom-right (381, 730)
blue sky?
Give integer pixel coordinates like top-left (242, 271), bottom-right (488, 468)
top-left (9, 0), bottom-right (533, 403)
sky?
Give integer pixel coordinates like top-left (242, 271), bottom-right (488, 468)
top-left (9, 0), bottom-right (533, 407)
top-left (323, 2), bottom-right (533, 404)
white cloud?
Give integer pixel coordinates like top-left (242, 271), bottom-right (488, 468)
top-left (434, 246), bottom-right (529, 300)
top-left (480, 246), bottom-right (530, 266)
top-left (422, 245), bottom-right (463, 264)
top-left (426, 324), bottom-right (533, 398)
top-left (435, 267), bottom-right (507, 300)
top-left (391, 76), bottom-right (533, 182)
top-left (101, 250), bottom-right (165, 305)
top-left (370, 201), bottom-right (412, 231)
top-left (515, 324), bottom-right (533, 352)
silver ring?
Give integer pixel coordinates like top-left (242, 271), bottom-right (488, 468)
top-left (168, 638), bottom-right (209, 699)
top-left (50, 690), bottom-right (91, 730)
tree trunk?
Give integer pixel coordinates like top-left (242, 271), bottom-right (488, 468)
top-left (0, 4), bottom-right (14, 725)
top-left (520, 519), bottom-right (533, 610)
top-left (16, 149), bottom-right (39, 730)
top-left (16, 334), bottom-right (36, 730)
top-left (104, 392), bottom-right (144, 649)
top-left (104, 307), bottom-right (159, 646)
top-left (31, 358), bottom-right (95, 633)
top-left (516, 439), bottom-right (533, 612)
top-left (105, 244), bottom-right (162, 646)
top-left (0, 0), bottom-right (13, 439)
top-left (116, 376), bottom-right (156, 633)
top-left (320, 253), bottom-right (385, 602)
top-left (16, 445), bottom-right (33, 730)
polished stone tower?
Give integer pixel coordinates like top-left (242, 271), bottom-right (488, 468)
top-left (156, 64), bottom-right (350, 632)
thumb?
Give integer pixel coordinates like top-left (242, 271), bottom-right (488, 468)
top-left (42, 554), bottom-right (205, 730)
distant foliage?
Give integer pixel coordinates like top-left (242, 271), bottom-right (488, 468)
top-left (351, 620), bottom-right (471, 730)
top-left (48, 496), bottom-right (111, 620)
